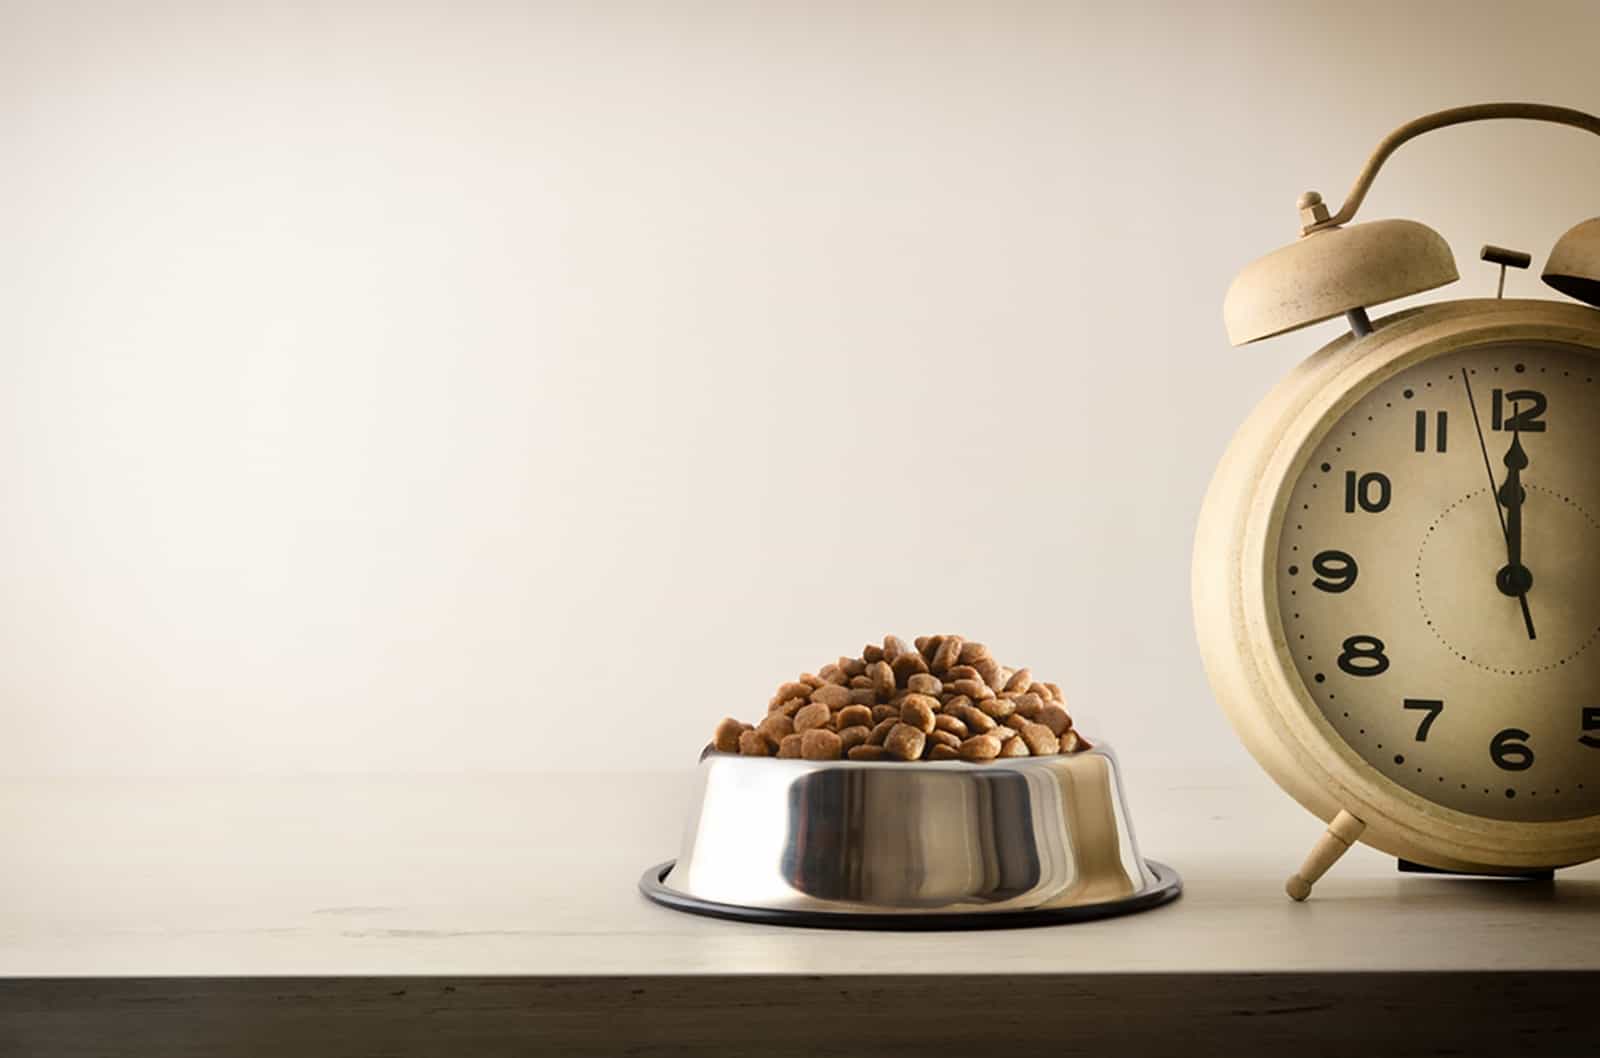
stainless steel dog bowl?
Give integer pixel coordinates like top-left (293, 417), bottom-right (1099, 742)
top-left (640, 741), bottom-right (1180, 929)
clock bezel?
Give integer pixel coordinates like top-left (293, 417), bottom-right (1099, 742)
top-left (1196, 297), bottom-right (1600, 871)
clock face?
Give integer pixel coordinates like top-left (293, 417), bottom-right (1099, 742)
top-left (1276, 340), bottom-right (1600, 822)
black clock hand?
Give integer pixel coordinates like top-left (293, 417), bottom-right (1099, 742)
top-left (1496, 427), bottom-right (1537, 641)
top-left (1497, 432), bottom-right (1529, 583)
top-left (1461, 371), bottom-right (1537, 641)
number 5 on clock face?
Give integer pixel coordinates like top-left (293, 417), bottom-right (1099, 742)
top-left (1582, 708), bottom-right (1600, 749)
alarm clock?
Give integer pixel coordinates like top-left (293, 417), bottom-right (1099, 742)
top-left (1194, 103), bottom-right (1600, 900)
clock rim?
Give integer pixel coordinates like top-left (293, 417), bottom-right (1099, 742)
top-left (1195, 297), bottom-right (1600, 871)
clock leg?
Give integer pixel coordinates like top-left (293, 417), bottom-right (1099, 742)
top-left (1285, 809), bottom-right (1366, 902)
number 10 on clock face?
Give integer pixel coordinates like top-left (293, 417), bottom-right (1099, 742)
top-left (1276, 341), bottom-right (1600, 822)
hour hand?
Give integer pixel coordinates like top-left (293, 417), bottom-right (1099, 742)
top-left (1495, 429), bottom-right (1537, 639)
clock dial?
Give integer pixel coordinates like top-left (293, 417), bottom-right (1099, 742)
top-left (1277, 341), bottom-right (1600, 822)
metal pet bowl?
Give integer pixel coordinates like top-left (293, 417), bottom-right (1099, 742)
top-left (640, 740), bottom-right (1180, 930)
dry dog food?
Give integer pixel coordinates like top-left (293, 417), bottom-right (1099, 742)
top-left (710, 635), bottom-right (1091, 763)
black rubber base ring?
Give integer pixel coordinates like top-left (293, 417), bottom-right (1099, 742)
top-left (638, 859), bottom-right (1181, 931)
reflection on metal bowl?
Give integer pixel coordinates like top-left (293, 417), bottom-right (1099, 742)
top-left (640, 742), bottom-right (1180, 929)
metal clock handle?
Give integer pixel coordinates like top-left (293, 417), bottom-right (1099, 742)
top-left (1303, 103), bottom-right (1600, 236)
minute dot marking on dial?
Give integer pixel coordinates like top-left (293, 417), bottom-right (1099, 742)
top-left (1288, 363), bottom-right (1594, 803)
top-left (1413, 485), bottom-right (1600, 676)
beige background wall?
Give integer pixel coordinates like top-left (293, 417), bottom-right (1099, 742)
top-left (4, 0), bottom-right (1598, 784)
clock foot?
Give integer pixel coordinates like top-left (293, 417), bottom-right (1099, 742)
top-left (1285, 809), bottom-right (1366, 902)
top-left (1397, 859), bottom-right (1555, 881)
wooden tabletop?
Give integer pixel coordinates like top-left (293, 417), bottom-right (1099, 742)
top-left (3, 768), bottom-right (1596, 1055)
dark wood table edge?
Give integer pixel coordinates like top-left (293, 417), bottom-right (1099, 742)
top-left (3, 971), bottom-right (1596, 1057)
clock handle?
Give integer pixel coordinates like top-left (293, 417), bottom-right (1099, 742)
top-left (1305, 102), bottom-right (1600, 235)
top-left (1285, 809), bottom-right (1366, 902)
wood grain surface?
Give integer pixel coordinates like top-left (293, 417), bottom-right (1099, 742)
top-left (5, 972), bottom-right (1597, 1057)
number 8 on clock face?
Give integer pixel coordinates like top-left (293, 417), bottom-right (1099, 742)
top-left (1276, 340), bottom-right (1600, 823)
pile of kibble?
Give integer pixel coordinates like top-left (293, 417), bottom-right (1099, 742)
top-left (711, 635), bottom-right (1090, 763)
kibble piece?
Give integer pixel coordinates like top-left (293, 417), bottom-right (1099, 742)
top-left (949, 678), bottom-right (989, 700)
top-left (1012, 692), bottom-right (1044, 719)
top-left (801, 728), bottom-right (843, 761)
top-left (929, 743), bottom-right (960, 761)
top-left (840, 656), bottom-right (867, 678)
top-left (847, 688), bottom-right (876, 707)
top-left (771, 696), bottom-right (807, 718)
top-left (946, 665), bottom-right (980, 682)
top-left (839, 726), bottom-right (871, 753)
top-left (1060, 729), bottom-right (1092, 753)
top-left (800, 673), bottom-right (824, 688)
top-left (794, 702), bottom-right (833, 733)
top-left (999, 734), bottom-right (1030, 757)
top-left (928, 729), bottom-right (961, 751)
top-left (882, 635), bottom-right (908, 662)
top-left (948, 702), bottom-right (997, 733)
top-left (1020, 722), bottom-right (1060, 756)
top-left (774, 681), bottom-right (811, 706)
top-left (980, 696), bottom-right (1016, 721)
top-left (835, 704), bottom-right (874, 730)
top-left (713, 717), bottom-right (745, 753)
top-left (959, 734), bottom-right (1002, 761)
top-left (866, 717), bottom-right (897, 746)
top-left (810, 683), bottom-right (852, 709)
top-left (992, 724), bottom-right (1017, 742)
top-left (914, 635), bottom-right (933, 655)
top-left (1041, 682), bottom-right (1064, 702)
top-left (1004, 713), bottom-right (1030, 732)
top-left (1039, 704), bottom-right (1072, 736)
top-left (862, 643), bottom-right (884, 663)
top-left (848, 744), bottom-right (889, 761)
top-left (868, 660), bottom-right (896, 699)
top-left (777, 733), bottom-right (804, 758)
top-left (934, 713), bottom-right (969, 739)
top-left (891, 651), bottom-right (929, 682)
top-left (957, 641), bottom-right (991, 665)
top-left (739, 730), bottom-right (771, 756)
top-left (1003, 668), bottom-right (1032, 693)
top-left (900, 695), bottom-right (937, 734)
top-left (884, 723), bottom-right (927, 761)
top-left (906, 673), bottom-right (943, 696)
top-left (758, 713), bottom-right (795, 748)
top-left (849, 674), bottom-right (875, 690)
top-left (975, 657), bottom-right (1004, 691)
top-left (931, 635), bottom-right (963, 674)
top-left (871, 704), bottom-right (900, 723)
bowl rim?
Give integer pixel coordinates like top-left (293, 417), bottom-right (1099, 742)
top-left (697, 741), bottom-right (1109, 768)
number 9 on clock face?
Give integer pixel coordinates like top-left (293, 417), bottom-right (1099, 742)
top-left (1277, 341), bottom-right (1600, 822)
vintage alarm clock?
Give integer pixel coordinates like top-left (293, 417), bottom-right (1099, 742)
top-left (1194, 103), bottom-right (1600, 900)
